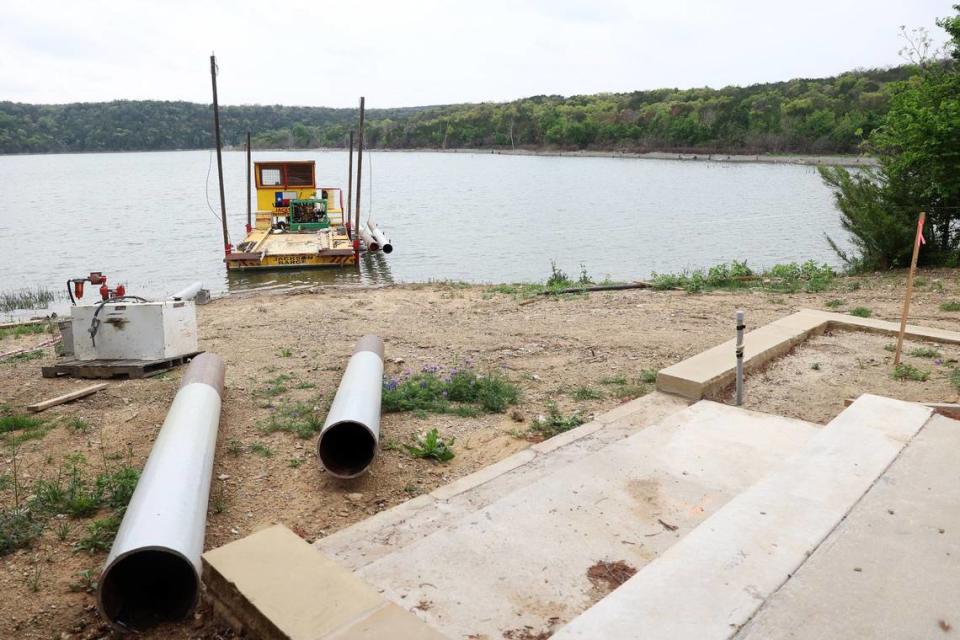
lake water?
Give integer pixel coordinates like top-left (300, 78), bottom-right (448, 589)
top-left (0, 149), bottom-right (849, 308)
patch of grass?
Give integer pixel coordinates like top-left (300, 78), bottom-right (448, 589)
top-left (0, 510), bottom-right (44, 555)
top-left (0, 287), bottom-right (56, 313)
top-left (940, 301), bottom-right (960, 312)
top-left (255, 374), bottom-right (291, 398)
top-left (55, 520), bottom-right (71, 541)
top-left (226, 438), bottom-right (244, 456)
top-left (611, 384), bottom-right (649, 400)
top-left (572, 386), bottom-right (603, 401)
top-left (288, 457), bottom-right (304, 469)
top-left (68, 569), bottom-right (97, 594)
top-left (0, 412), bottom-right (44, 434)
top-left (383, 367), bottom-right (519, 415)
top-left (249, 442), bottom-right (274, 457)
top-left (892, 363), bottom-right (930, 382)
top-left (75, 514), bottom-right (121, 554)
top-left (913, 277), bottom-right (927, 287)
top-left (883, 343), bottom-right (896, 352)
top-left (259, 400), bottom-right (323, 438)
top-left (405, 428), bottom-right (455, 462)
top-left (295, 381), bottom-right (316, 390)
top-left (599, 375), bottom-right (627, 386)
top-left (651, 260), bottom-right (834, 294)
top-left (908, 346), bottom-right (941, 359)
top-left (486, 283), bottom-right (546, 299)
top-left (638, 369), bottom-right (658, 384)
top-left (849, 307), bottom-right (872, 318)
top-left (67, 417), bottom-right (91, 434)
top-left (0, 323), bottom-right (46, 340)
top-left (1, 349), bottom-right (44, 364)
top-left (529, 403), bottom-right (585, 439)
top-left (950, 367), bottom-right (960, 391)
top-left (211, 483), bottom-right (227, 514)
top-left (811, 362), bottom-right (821, 370)
top-left (0, 409), bottom-right (52, 445)
top-left (825, 298), bottom-right (846, 308)
top-left (277, 347), bottom-right (293, 358)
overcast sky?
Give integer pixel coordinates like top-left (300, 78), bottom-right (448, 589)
top-left (1, 0), bottom-right (952, 108)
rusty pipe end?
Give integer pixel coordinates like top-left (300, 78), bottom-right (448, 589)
top-left (353, 335), bottom-right (384, 359)
top-left (179, 353), bottom-right (226, 399)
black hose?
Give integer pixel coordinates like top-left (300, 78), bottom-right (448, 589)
top-left (89, 296), bottom-right (149, 347)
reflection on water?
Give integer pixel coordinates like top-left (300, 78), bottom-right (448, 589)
top-left (225, 251), bottom-right (394, 292)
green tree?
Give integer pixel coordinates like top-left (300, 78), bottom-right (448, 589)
top-left (820, 6), bottom-right (960, 269)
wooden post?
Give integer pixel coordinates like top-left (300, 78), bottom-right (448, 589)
top-left (210, 55), bottom-right (229, 257)
top-left (246, 131), bottom-right (252, 233)
top-left (354, 97), bottom-right (365, 262)
top-left (893, 211), bottom-right (926, 365)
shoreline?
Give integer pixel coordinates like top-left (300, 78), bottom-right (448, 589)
top-left (1, 146), bottom-right (876, 167)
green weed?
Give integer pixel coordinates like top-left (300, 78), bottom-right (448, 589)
top-left (226, 438), bottom-right (244, 456)
top-left (0, 287), bottom-right (56, 313)
top-left (529, 403), bottom-right (585, 439)
top-left (1, 349), bottom-right (44, 364)
top-left (249, 442), bottom-right (274, 457)
top-left (825, 299), bottom-right (846, 308)
top-left (405, 428), bottom-right (455, 462)
top-left (940, 301), bottom-right (960, 312)
top-left (908, 347), bottom-right (941, 359)
top-left (638, 369), bottom-right (658, 384)
top-left (288, 458), bottom-right (304, 469)
top-left (383, 367), bottom-right (519, 415)
top-left (67, 417), bottom-right (91, 434)
top-left (572, 386), bottom-right (603, 401)
top-left (599, 375), bottom-right (627, 386)
top-left (892, 363), bottom-right (930, 382)
top-left (259, 400), bottom-right (323, 438)
top-left (0, 323), bottom-right (46, 340)
top-left (811, 362), bottom-right (821, 370)
top-left (849, 307), bottom-right (872, 318)
top-left (277, 348), bottom-right (293, 358)
top-left (75, 515), bottom-right (121, 554)
top-left (255, 374), bottom-right (291, 398)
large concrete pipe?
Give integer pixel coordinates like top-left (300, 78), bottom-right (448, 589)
top-left (367, 220), bottom-right (393, 254)
top-left (359, 226), bottom-right (379, 252)
top-left (97, 353), bottom-right (225, 632)
top-left (317, 336), bottom-right (384, 478)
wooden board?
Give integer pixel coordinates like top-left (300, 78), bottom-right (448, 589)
top-left (28, 383), bottom-right (108, 412)
top-left (41, 352), bottom-right (201, 380)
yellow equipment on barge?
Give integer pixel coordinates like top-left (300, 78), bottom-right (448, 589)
top-left (225, 160), bottom-right (357, 270)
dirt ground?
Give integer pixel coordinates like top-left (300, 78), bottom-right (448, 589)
top-left (0, 268), bottom-right (958, 640)
top-left (713, 330), bottom-right (960, 424)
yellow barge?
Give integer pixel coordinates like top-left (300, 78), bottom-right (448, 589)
top-left (225, 160), bottom-right (357, 270)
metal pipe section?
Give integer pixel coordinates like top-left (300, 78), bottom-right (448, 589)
top-left (359, 226), bottom-right (379, 252)
top-left (366, 220), bottom-right (393, 254)
top-left (318, 336), bottom-right (384, 479)
top-left (170, 281), bottom-right (204, 301)
top-left (735, 310), bottom-right (745, 406)
top-left (97, 353), bottom-right (225, 632)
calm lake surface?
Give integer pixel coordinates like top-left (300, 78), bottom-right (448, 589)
top-left (0, 149), bottom-right (850, 305)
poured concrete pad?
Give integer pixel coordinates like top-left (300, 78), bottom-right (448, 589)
top-left (347, 401), bottom-right (817, 639)
top-left (735, 414), bottom-right (960, 640)
top-left (554, 394), bottom-right (932, 640)
top-left (316, 391), bottom-right (690, 572)
top-left (202, 525), bottom-right (447, 640)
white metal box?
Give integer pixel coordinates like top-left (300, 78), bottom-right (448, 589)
top-left (71, 301), bottom-right (198, 361)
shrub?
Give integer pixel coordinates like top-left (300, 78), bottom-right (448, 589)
top-left (405, 429), bottom-right (455, 462)
top-left (383, 367), bottom-right (519, 415)
top-left (850, 307), bottom-right (872, 318)
top-left (892, 363), bottom-right (930, 382)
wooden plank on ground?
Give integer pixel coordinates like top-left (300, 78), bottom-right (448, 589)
top-left (27, 383), bottom-right (108, 412)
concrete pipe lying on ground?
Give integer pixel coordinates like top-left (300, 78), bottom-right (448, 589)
top-left (317, 335), bottom-right (384, 478)
top-left (97, 353), bottom-right (225, 632)
top-left (359, 226), bottom-right (380, 252)
top-left (367, 220), bottom-right (393, 254)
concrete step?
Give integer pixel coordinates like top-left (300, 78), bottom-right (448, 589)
top-left (328, 400), bottom-right (819, 639)
top-left (553, 394), bottom-right (933, 640)
top-left (316, 391), bottom-right (691, 572)
top-left (734, 413), bottom-right (960, 640)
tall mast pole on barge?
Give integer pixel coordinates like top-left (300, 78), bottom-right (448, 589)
top-left (354, 97), bottom-right (365, 264)
top-left (210, 55), bottom-right (230, 259)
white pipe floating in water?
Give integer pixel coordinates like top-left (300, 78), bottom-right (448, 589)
top-left (97, 353), bottom-right (225, 632)
top-left (317, 336), bottom-right (384, 479)
top-left (366, 220), bottom-right (393, 254)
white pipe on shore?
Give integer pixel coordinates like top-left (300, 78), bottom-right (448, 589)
top-left (317, 336), bottom-right (384, 478)
top-left (97, 353), bottom-right (225, 632)
top-left (170, 281), bottom-right (204, 301)
top-left (359, 226), bottom-right (379, 252)
top-left (366, 220), bottom-right (393, 254)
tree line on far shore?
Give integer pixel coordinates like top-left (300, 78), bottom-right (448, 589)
top-left (0, 65), bottom-right (918, 156)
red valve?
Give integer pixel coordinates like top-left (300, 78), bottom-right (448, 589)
top-left (74, 281), bottom-right (85, 299)
top-left (116, 283), bottom-right (126, 297)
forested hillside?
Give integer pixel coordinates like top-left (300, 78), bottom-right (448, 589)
top-left (0, 65), bottom-right (917, 155)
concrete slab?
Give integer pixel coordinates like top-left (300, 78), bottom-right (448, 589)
top-left (202, 525), bottom-right (446, 639)
top-left (656, 310), bottom-right (960, 399)
top-left (553, 394), bottom-right (932, 640)
top-left (316, 391), bottom-right (690, 572)
top-left (735, 414), bottom-right (960, 640)
top-left (349, 401), bottom-right (817, 639)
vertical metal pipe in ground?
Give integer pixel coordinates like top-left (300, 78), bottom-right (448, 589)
top-left (96, 353), bottom-right (225, 632)
top-left (317, 336), bottom-right (384, 479)
top-left (735, 310), bottom-right (745, 406)
top-left (354, 98), bottom-right (365, 262)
